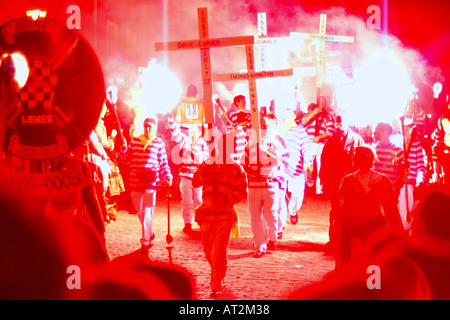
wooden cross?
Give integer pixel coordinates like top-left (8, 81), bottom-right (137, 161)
top-left (213, 44), bottom-right (293, 142)
top-left (155, 7), bottom-right (254, 125)
top-left (290, 14), bottom-right (354, 102)
top-left (255, 12), bottom-right (293, 71)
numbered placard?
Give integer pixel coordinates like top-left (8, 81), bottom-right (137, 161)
top-left (178, 101), bottom-right (204, 124)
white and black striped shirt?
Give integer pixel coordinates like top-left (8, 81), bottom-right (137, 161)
top-left (126, 136), bottom-right (172, 190)
top-left (280, 125), bottom-right (315, 178)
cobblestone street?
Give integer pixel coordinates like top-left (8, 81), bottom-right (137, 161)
top-left (105, 190), bottom-right (336, 300)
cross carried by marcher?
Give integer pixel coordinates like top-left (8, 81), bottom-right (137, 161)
top-left (290, 14), bottom-right (354, 102)
top-left (213, 44), bottom-right (293, 142)
top-left (155, 7), bottom-right (254, 125)
top-left (255, 12), bottom-right (293, 71)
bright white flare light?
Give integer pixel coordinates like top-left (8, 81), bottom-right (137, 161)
top-left (433, 82), bottom-right (443, 99)
top-left (335, 48), bottom-right (414, 129)
top-left (133, 60), bottom-right (181, 133)
top-left (2, 52), bottom-right (30, 88)
top-left (26, 10), bottom-right (47, 20)
top-left (106, 85), bottom-right (118, 104)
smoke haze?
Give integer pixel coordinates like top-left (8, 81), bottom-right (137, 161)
top-left (2, 1), bottom-right (448, 126)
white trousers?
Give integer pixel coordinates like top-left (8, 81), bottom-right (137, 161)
top-left (276, 181), bottom-right (288, 233)
top-left (398, 184), bottom-right (414, 231)
top-left (131, 189), bottom-right (156, 246)
top-left (287, 173), bottom-right (306, 216)
top-left (179, 177), bottom-right (202, 225)
top-left (248, 184), bottom-right (279, 252)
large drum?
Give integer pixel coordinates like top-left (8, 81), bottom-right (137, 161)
top-left (0, 17), bottom-right (105, 160)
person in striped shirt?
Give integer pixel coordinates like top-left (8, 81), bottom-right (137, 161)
top-left (226, 95), bottom-right (251, 132)
top-left (241, 131), bottom-right (282, 258)
top-left (225, 96), bottom-right (251, 163)
top-left (398, 124), bottom-right (426, 230)
top-left (280, 110), bottom-right (315, 224)
top-left (124, 118), bottom-right (173, 253)
top-left (168, 117), bottom-right (209, 233)
top-left (193, 133), bottom-right (247, 297)
top-left (265, 114), bottom-right (289, 240)
top-left (300, 97), bottom-right (335, 194)
top-left (431, 110), bottom-right (450, 187)
top-left (373, 122), bottom-right (404, 193)
top-left (230, 111), bottom-right (251, 163)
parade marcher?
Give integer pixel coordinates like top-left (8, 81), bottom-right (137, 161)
top-left (223, 95), bottom-right (251, 163)
top-left (431, 105), bottom-right (450, 190)
top-left (124, 117), bottom-right (173, 254)
top-left (71, 128), bottom-right (113, 228)
top-left (242, 129), bottom-right (281, 258)
top-left (301, 97), bottom-right (335, 194)
top-left (78, 117), bottom-right (114, 225)
top-left (320, 115), bottom-right (365, 250)
top-left (227, 95), bottom-right (251, 132)
top-left (104, 88), bottom-right (135, 214)
top-left (193, 133), bottom-right (247, 297)
top-left (336, 146), bottom-right (403, 276)
top-left (96, 102), bottom-right (126, 221)
top-left (398, 121), bottom-right (426, 231)
top-left (280, 108), bottom-right (315, 224)
top-left (373, 122), bottom-right (404, 193)
top-left (175, 84), bottom-right (205, 125)
top-left (90, 104), bottom-right (114, 197)
top-left (264, 114), bottom-right (288, 239)
top-left (168, 116), bottom-right (209, 233)
top-left (373, 120), bottom-right (426, 231)
top-left (231, 111), bottom-right (251, 163)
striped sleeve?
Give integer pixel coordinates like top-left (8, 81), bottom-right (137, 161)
top-left (374, 143), bottom-right (404, 184)
top-left (301, 113), bottom-right (335, 139)
top-left (229, 109), bottom-right (252, 131)
top-left (325, 114), bottom-right (335, 137)
top-left (407, 140), bottom-right (425, 184)
top-left (233, 127), bottom-right (248, 163)
top-left (281, 125), bottom-right (314, 178)
top-left (128, 137), bottom-right (172, 190)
